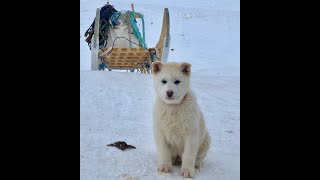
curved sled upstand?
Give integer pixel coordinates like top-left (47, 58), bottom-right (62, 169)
top-left (90, 7), bottom-right (170, 73)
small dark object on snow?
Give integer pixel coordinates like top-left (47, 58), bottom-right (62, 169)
top-left (107, 141), bottom-right (136, 151)
top-left (171, 48), bottom-right (174, 51)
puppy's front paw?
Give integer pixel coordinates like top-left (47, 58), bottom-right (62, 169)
top-left (180, 167), bottom-right (195, 178)
top-left (158, 164), bottom-right (172, 173)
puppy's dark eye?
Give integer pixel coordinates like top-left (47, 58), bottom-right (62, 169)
top-left (174, 80), bottom-right (180, 84)
top-left (162, 80), bottom-right (167, 84)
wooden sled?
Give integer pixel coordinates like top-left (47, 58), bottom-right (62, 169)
top-left (90, 5), bottom-right (170, 73)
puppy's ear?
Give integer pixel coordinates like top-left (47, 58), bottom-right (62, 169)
top-left (152, 61), bottom-right (162, 74)
top-left (180, 62), bottom-right (191, 76)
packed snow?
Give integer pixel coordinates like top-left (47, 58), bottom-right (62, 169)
top-left (80, 0), bottom-right (239, 179)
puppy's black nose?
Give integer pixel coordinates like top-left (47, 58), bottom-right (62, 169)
top-left (167, 90), bottom-right (173, 97)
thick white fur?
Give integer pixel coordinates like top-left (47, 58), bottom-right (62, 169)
top-left (152, 62), bottom-right (211, 178)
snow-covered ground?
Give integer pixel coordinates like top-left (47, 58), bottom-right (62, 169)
top-left (80, 0), bottom-right (239, 179)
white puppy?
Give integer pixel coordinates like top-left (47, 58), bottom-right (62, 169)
top-left (152, 61), bottom-right (211, 178)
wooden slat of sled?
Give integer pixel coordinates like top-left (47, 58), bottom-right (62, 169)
top-left (107, 65), bottom-right (141, 70)
top-left (98, 48), bottom-right (150, 59)
top-left (109, 61), bottom-right (142, 64)
top-left (99, 48), bottom-right (149, 53)
top-left (108, 59), bottom-right (145, 64)
top-left (109, 63), bottom-right (141, 67)
top-left (105, 56), bottom-right (145, 60)
top-left (98, 48), bottom-right (151, 73)
top-left (110, 53), bottom-right (150, 57)
top-left (109, 58), bottom-right (142, 62)
top-left (107, 62), bottom-right (143, 68)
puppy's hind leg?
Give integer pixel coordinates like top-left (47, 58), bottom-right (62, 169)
top-left (196, 132), bottom-right (211, 169)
